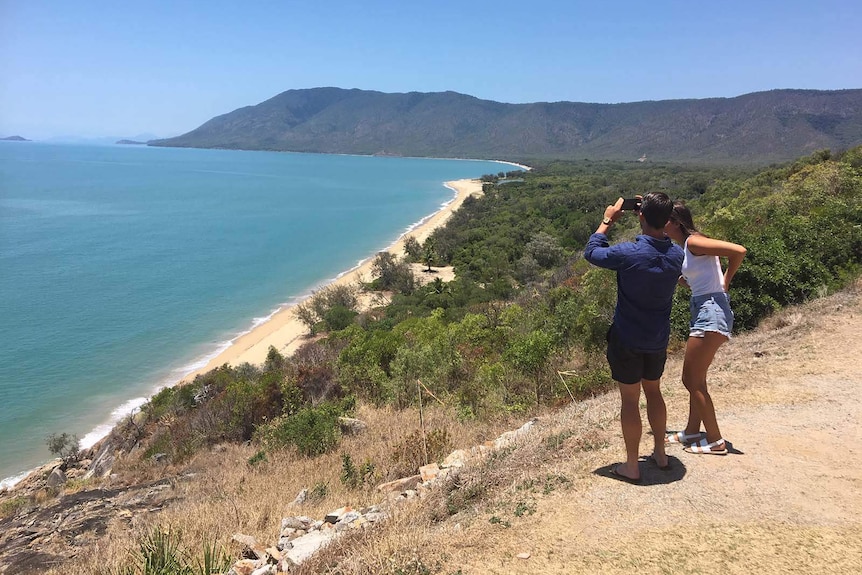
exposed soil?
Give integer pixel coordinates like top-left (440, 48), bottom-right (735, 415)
top-left (4, 284), bottom-right (861, 575)
top-left (432, 284), bottom-right (862, 574)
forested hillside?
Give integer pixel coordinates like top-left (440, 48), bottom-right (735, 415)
top-left (150, 88), bottom-right (862, 164)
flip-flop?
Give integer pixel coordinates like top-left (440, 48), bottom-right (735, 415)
top-left (646, 455), bottom-right (671, 471)
top-left (609, 465), bottom-right (642, 484)
top-left (665, 430), bottom-right (705, 445)
top-left (684, 438), bottom-right (728, 455)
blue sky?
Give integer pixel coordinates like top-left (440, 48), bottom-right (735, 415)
top-left (2, 0), bottom-right (860, 139)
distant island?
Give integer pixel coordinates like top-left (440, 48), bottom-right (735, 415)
top-left (149, 87), bottom-right (862, 165)
top-left (1, 135), bottom-right (30, 141)
top-left (116, 139), bottom-right (147, 145)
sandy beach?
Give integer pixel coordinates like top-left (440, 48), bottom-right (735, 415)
top-left (180, 178), bottom-right (484, 382)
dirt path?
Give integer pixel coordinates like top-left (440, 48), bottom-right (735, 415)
top-left (439, 286), bottom-right (862, 574)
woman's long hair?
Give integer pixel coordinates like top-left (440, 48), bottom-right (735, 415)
top-left (670, 201), bottom-right (699, 237)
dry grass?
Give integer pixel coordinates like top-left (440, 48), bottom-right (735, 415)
top-left (292, 392), bottom-right (624, 574)
top-left (48, 281), bottom-right (862, 574)
top-left (51, 403), bottom-right (521, 574)
top-left (290, 282), bottom-right (862, 574)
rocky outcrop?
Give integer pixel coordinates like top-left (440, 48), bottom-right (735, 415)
top-left (0, 476), bottom-right (182, 574)
top-left (220, 417), bottom-right (540, 573)
top-left (0, 418), bottom-right (539, 574)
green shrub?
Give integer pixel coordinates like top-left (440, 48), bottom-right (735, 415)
top-left (324, 305), bottom-right (358, 331)
top-left (146, 382), bottom-right (202, 421)
top-left (340, 453), bottom-right (376, 489)
top-left (138, 526), bottom-right (188, 575)
top-left (0, 496), bottom-right (28, 519)
top-left (571, 268), bottom-right (616, 350)
top-left (555, 364), bottom-right (611, 399)
top-left (247, 450), bottom-right (268, 467)
top-left (110, 525), bottom-right (231, 575)
top-left (255, 404), bottom-right (342, 457)
top-left (310, 482), bottom-right (329, 500)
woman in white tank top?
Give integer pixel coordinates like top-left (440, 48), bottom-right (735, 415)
top-left (664, 201), bottom-right (747, 456)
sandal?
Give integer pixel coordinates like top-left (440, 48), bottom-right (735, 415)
top-left (684, 438), bottom-right (728, 455)
top-left (609, 464), bottom-right (642, 484)
top-left (665, 430), bottom-right (704, 445)
top-left (646, 454), bottom-right (671, 471)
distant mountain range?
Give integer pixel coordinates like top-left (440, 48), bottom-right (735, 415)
top-left (150, 88), bottom-right (862, 164)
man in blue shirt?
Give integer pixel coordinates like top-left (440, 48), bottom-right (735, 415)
top-left (584, 192), bottom-right (683, 483)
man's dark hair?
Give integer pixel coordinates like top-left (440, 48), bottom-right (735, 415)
top-left (639, 192), bottom-right (674, 230)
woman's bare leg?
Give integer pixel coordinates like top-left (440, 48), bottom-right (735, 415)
top-left (682, 332), bottom-right (727, 444)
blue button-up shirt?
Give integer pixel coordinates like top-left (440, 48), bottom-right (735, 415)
top-left (584, 233), bottom-right (684, 352)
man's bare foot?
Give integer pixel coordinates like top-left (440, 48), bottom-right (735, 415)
top-left (648, 452), bottom-right (670, 470)
top-left (612, 462), bottom-right (641, 482)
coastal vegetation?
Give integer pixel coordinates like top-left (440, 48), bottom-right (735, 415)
top-left (4, 146), bottom-right (862, 573)
top-left (128, 148), bottom-right (862, 440)
top-left (150, 87), bottom-right (862, 164)
top-left (62, 145), bottom-right (862, 472)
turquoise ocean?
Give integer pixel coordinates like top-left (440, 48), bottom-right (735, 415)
top-left (0, 143), bottom-right (513, 485)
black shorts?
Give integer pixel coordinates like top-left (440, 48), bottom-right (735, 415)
top-left (606, 326), bottom-right (667, 384)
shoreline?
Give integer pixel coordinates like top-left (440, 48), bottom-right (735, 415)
top-left (178, 178), bottom-right (485, 381)
top-left (175, 159), bottom-right (527, 382)
top-left (2, 178), bottom-right (487, 490)
top-left (1, 158), bottom-right (526, 490)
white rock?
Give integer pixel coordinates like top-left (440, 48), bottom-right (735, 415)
top-left (442, 449), bottom-right (469, 468)
top-left (419, 462), bottom-right (440, 482)
top-left (284, 530), bottom-right (337, 564)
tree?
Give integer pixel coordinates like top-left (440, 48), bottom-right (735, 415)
top-left (423, 240), bottom-right (437, 272)
top-left (525, 232), bottom-right (564, 268)
top-left (403, 236), bottom-right (422, 261)
top-left (505, 330), bottom-right (554, 404)
top-left (295, 299), bottom-right (319, 333)
top-left (295, 284), bottom-right (360, 333)
top-left (46, 432), bottom-right (80, 466)
top-left (371, 252), bottom-right (415, 294)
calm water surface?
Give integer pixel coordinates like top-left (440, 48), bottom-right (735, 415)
top-left (0, 142), bottom-right (511, 484)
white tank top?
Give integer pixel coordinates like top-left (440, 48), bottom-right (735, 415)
top-left (682, 236), bottom-right (724, 296)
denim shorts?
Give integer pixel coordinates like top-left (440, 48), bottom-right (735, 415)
top-left (689, 292), bottom-right (734, 338)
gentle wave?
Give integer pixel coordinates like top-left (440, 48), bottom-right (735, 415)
top-left (1, 143), bottom-right (515, 487)
top-left (79, 396), bottom-right (148, 450)
top-left (45, 187), bottom-right (469, 466)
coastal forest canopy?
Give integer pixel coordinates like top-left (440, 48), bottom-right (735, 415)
top-left (150, 87), bottom-right (862, 164)
top-left (117, 146), bottom-right (862, 467)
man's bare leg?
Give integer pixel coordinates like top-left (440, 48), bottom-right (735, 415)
top-left (617, 381), bottom-right (643, 480)
top-left (642, 378), bottom-right (668, 467)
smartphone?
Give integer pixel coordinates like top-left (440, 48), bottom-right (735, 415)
top-left (621, 198), bottom-right (642, 211)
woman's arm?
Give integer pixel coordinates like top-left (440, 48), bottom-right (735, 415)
top-left (686, 234), bottom-right (747, 290)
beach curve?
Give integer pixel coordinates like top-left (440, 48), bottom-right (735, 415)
top-left (179, 178), bottom-right (484, 382)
